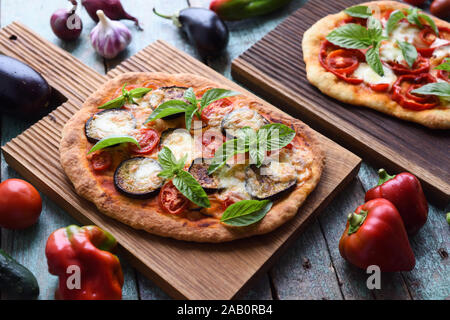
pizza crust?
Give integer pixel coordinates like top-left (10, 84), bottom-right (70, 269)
top-left (60, 72), bottom-right (324, 242)
top-left (302, 1), bottom-right (450, 129)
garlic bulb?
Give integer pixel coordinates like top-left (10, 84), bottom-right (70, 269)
top-left (90, 10), bottom-right (132, 59)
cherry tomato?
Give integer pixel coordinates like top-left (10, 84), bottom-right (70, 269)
top-left (392, 73), bottom-right (439, 110)
top-left (90, 151), bottom-right (112, 172)
top-left (130, 128), bottom-right (160, 155)
top-left (388, 55), bottom-right (430, 75)
top-left (430, 0), bottom-right (450, 19)
top-left (419, 27), bottom-right (437, 46)
top-left (0, 179), bottom-right (42, 229)
top-left (403, 0), bottom-right (427, 6)
top-left (159, 181), bottom-right (189, 215)
top-left (369, 83), bottom-right (390, 92)
top-left (437, 70), bottom-right (450, 82)
top-left (319, 41), bottom-right (364, 84)
top-left (201, 129), bottom-right (225, 158)
top-left (201, 98), bottom-right (233, 124)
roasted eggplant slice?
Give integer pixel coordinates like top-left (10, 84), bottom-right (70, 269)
top-left (85, 109), bottom-right (136, 143)
top-left (149, 86), bottom-right (189, 120)
top-left (114, 157), bottom-right (164, 199)
top-left (188, 158), bottom-right (220, 192)
top-left (245, 162), bottom-right (297, 200)
top-left (221, 107), bottom-right (268, 138)
top-left (160, 128), bottom-right (196, 166)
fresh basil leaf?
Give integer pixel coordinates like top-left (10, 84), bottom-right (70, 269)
top-left (406, 8), bottom-right (422, 28)
top-left (98, 95), bottom-right (126, 109)
top-left (365, 44), bottom-right (384, 77)
top-left (435, 59), bottom-right (450, 73)
top-left (367, 16), bottom-right (383, 41)
top-left (235, 126), bottom-right (257, 146)
top-left (221, 200), bottom-right (273, 227)
top-left (157, 169), bottom-right (176, 180)
top-left (173, 170), bottom-right (210, 208)
top-left (183, 87), bottom-right (198, 106)
top-left (418, 13), bottom-right (439, 36)
top-left (410, 82), bottom-right (450, 97)
top-left (129, 87), bottom-right (152, 99)
top-left (386, 10), bottom-right (406, 35)
top-left (157, 146), bottom-right (177, 171)
top-left (208, 138), bottom-right (248, 174)
top-left (88, 135), bottom-right (140, 154)
top-left (326, 24), bottom-right (372, 49)
top-left (397, 41), bottom-right (417, 68)
top-left (249, 142), bottom-right (266, 168)
top-left (257, 123), bottom-right (296, 151)
top-left (145, 100), bottom-right (189, 123)
top-left (184, 104), bottom-right (198, 132)
top-left (344, 5), bottom-right (372, 18)
top-left (199, 88), bottom-right (240, 112)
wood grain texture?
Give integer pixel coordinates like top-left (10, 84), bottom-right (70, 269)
top-left (0, 22), bottom-right (360, 299)
top-left (231, 0), bottom-right (450, 206)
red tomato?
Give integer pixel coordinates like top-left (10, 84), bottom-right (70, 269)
top-left (0, 179), bottom-right (42, 229)
top-left (319, 41), bottom-right (364, 85)
top-left (403, 0), bottom-right (427, 6)
top-left (201, 129), bottom-right (225, 158)
top-left (158, 181), bottom-right (189, 215)
top-left (130, 128), bottom-right (160, 155)
top-left (392, 73), bottom-right (439, 110)
top-left (201, 98), bottom-right (233, 124)
top-left (430, 0), bottom-right (450, 19)
top-left (369, 83), bottom-right (390, 92)
top-left (90, 151), bottom-right (112, 172)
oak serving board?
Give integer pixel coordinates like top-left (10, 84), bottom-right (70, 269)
top-left (0, 22), bottom-right (361, 299)
top-left (231, 0), bottom-right (450, 206)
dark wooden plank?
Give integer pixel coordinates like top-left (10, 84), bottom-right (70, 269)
top-left (358, 164), bottom-right (450, 300)
top-left (231, 0), bottom-right (450, 206)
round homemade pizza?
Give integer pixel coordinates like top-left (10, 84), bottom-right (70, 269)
top-left (60, 72), bottom-right (323, 242)
top-left (303, 1), bottom-right (450, 129)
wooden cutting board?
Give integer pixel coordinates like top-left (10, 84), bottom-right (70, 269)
top-left (0, 22), bottom-right (361, 300)
top-left (232, 0), bottom-right (450, 206)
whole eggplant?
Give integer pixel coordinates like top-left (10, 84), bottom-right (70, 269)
top-left (0, 55), bottom-right (52, 118)
top-left (153, 7), bottom-right (229, 56)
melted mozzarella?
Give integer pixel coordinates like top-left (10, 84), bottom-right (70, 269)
top-left (353, 63), bottom-right (397, 86)
top-left (92, 112), bottom-right (134, 137)
top-left (433, 44), bottom-right (450, 59)
top-left (217, 165), bottom-right (251, 201)
top-left (380, 41), bottom-right (404, 64)
top-left (390, 22), bottom-right (420, 44)
top-left (262, 161), bottom-right (297, 183)
top-left (161, 129), bottom-right (195, 165)
top-left (222, 107), bottom-right (267, 137)
top-left (120, 158), bottom-right (163, 193)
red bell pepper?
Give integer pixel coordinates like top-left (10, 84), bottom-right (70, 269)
top-left (45, 225), bottom-right (124, 300)
top-left (339, 199), bottom-right (415, 272)
top-left (365, 169), bottom-right (428, 235)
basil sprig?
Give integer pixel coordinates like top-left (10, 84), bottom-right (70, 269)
top-left (406, 8), bottom-right (438, 36)
top-left (411, 82), bottom-right (450, 97)
top-left (157, 147), bottom-right (210, 208)
top-left (220, 199), bottom-right (273, 227)
top-left (145, 88), bottom-right (240, 131)
top-left (386, 8), bottom-right (438, 36)
top-left (99, 84), bottom-right (152, 109)
top-left (88, 135), bottom-right (140, 154)
top-left (344, 5), bottom-right (372, 19)
top-left (397, 41), bottom-right (418, 68)
top-left (386, 10), bottom-right (407, 35)
top-left (208, 123), bottom-right (295, 174)
top-left (435, 58), bottom-right (450, 73)
top-left (326, 16), bottom-right (387, 76)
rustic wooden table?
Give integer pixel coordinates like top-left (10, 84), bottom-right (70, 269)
top-left (0, 0), bottom-right (448, 300)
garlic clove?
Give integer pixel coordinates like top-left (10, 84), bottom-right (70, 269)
top-left (90, 10), bottom-right (132, 59)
